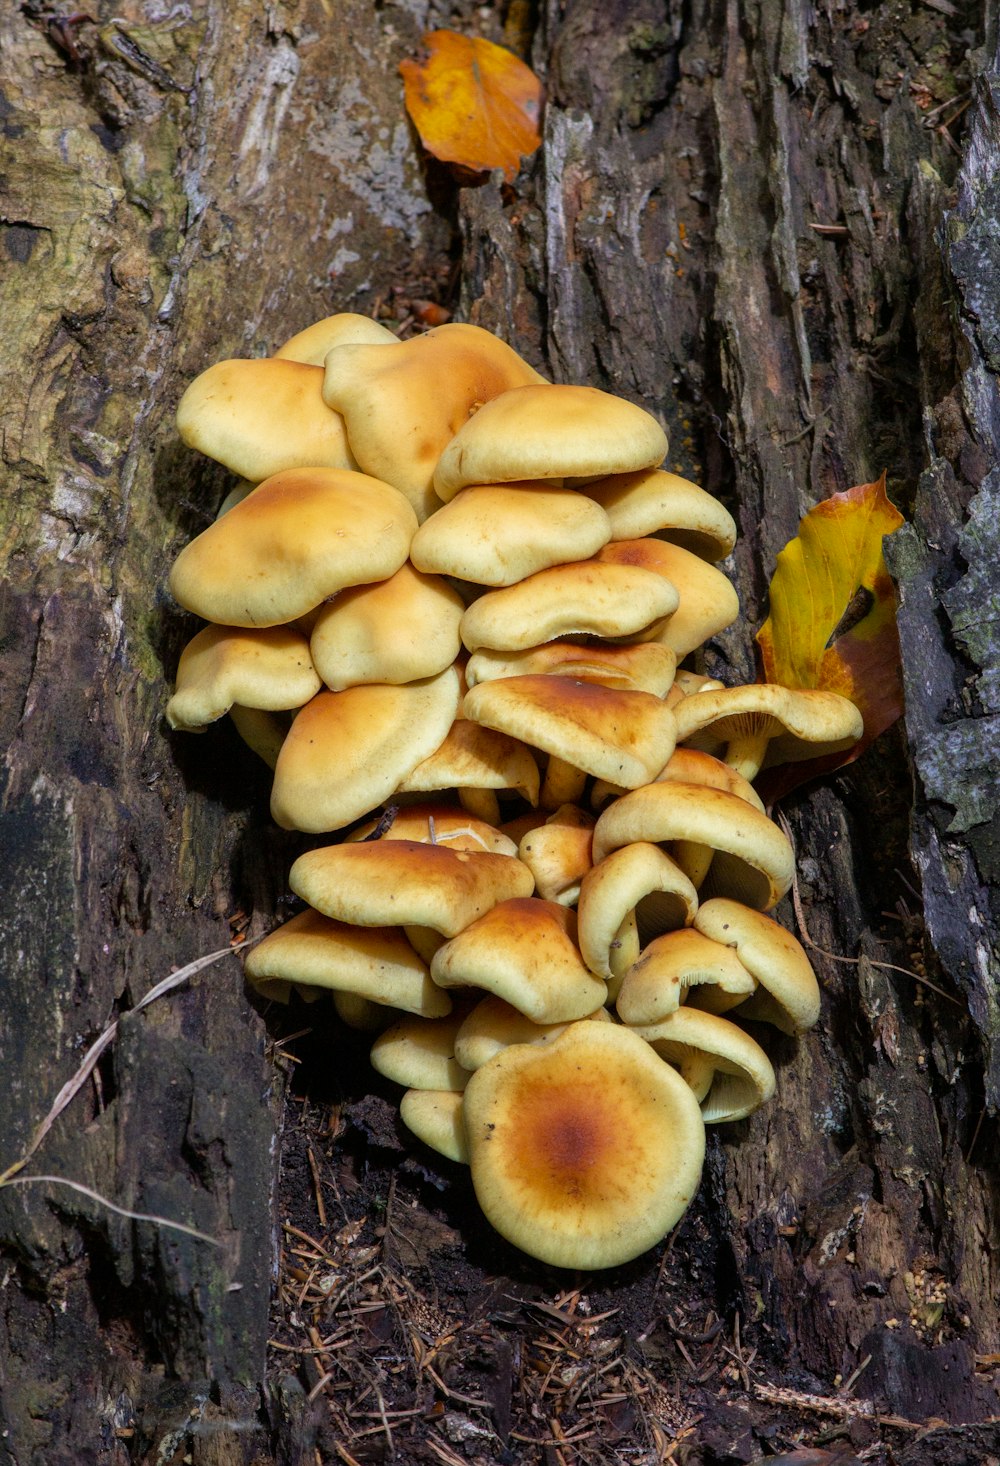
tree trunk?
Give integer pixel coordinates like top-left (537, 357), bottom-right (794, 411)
top-left (2, 0), bottom-right (999, 1462)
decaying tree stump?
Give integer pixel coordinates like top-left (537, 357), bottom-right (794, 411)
top-left (1, 0), bottom-right (998, 1461)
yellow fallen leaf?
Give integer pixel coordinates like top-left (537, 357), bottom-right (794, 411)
top-left (756, 473), bottom-right (905, 791)
top-left (400, 30), bottom-right (543, 183)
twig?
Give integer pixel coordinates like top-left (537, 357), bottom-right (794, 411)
top-left (1, 1175), bottom-right (221, 1245)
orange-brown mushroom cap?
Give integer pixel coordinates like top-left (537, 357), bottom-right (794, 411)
top-left (463, 1022), bottom-right (706, 1269)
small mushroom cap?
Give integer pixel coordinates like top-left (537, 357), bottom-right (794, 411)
top-left (592, 744), bottom-right (768, 812)
top-left (691, 898), bottom-right (821, 1034)
top-left (584, 469), bottom-right (738, 561)
top-left (463, 1021), bottom-right (705, 1269)
top-left (398, 718), bottom-right (541, 806)
top-left (454, 995), bottom-right (612, 1071)
top-left (464, 675), bottom-right (678, 789)
top-left (431, 898), bottom-right (608, 1023)
top-left (627, 1008), bottom-right (776, 1123)
top-left (615, 928), bottom-right (756, 1025)
top-left (274, 312), bottom-right (399, 364)
top-left (270, 668), bottom-right (462, 833)
top-left (459, 559), bottom-right (679, 652)
top-left (166, 624), bottom-right (321, 731)
top-left (176, 358), bottom-right (356, 481)
top-left (310, 564), bottom-right (465, 690)
top-left (596, 540), bottom-right (740, 657)
top-left (370, 1011), bottom-right (470, 1092)
top-left (349, 801), bottom-right (519, 856)
top-left (592, 782), bottom-right (794, 911)
top-left (169, 468), bottom-right (418, 628)
top-left (399, 1089), bottom-right (469, 1164)
top-left (433, 385), bottom-right (669, 501)
top-left (323, 323), bottom-right (546, 522)
top-left (243, 908), bottom-right (450, 1016)
top-left (290, 839), bottom-right (534, 936)
top-left (410, 483), bottom-right (613, 586)
top-left (466, 640), bottom-right (677, 697)
top-left (673, 684), bottom-right (865, 779)
top-left (577, 842), bottom-right (698, 981)
top-left (518, 804), bottom-right (595, 906)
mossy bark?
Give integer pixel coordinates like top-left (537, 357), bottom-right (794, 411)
top-left (2, 0), bottom-right (999, 1461)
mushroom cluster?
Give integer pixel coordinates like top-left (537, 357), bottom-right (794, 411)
top-left (167, 312), bottom-right (863, 1271)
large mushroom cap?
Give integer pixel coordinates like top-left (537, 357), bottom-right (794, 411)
top-left (169, 468), bottom-right (418, 629)
top-left (166, 624), bottom-right (321, 731)
top-left (310, 563), bottom-right (465, 690)
top-left (592, 782), bottom-right (794, 910)
top-left (322, 323), bottom-right (546, 522)
top-left (430, 897), bottom-right (608, 1023)
top-left (176, 358), bottom-right (356, 482)
top-left (243, 908), bottom-right (450, 1016)
top-left (459, 560), bottom-right (679, 652)
top-left (270, 668), bottom-right (462, 833)
top-left (464, 675), bottom-right (678, 789)
top-left (463, 1022), bottom-right (706, 1269)
top-left (596, 539), bottom-right (740, 657)
top-left (585, 468), bottom-right (738, 561)
top-left (673, 683), bottom-right (865, 781)
top-left (433, 384), bottom-right (669, 501)
top-left (410, 483), bottom-right (613, 586)
top-left (289, 839), bottom-right (534, 936)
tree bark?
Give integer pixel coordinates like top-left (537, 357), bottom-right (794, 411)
top-left (2, 0), bottom-right (999, 1462)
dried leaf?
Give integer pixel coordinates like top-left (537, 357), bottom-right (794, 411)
top-left (400, 30), bottom-right (543, 183)
top-left (755, 473), bottom-right (905, 795)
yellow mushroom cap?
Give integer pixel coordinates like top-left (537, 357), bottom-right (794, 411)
top-left (584, 468), bottom-right (738, 562)
top-left (615, 927), bottom-right (756, 1025)
top-left (627, 1007), bottom-right (776, 1123)
top-left (169, 468), bottom-right (418, 629)
top-left (596, 539), bottom-right (740, 657)
top-left (431, 898), bottom-right (607, 1023)
top-left (310, 564), bottom-right (465, 690)
top-left (176, 358), bottom-right (356, 482)
top-left (243, 908), bottom-right (450, 1017)
top-left (399, 1089), bottom-right (470, 1164)
top-left (274, 312), bottom-right (399, 364)
top-left (463, 1022), bottom-right (705, 1269)
top-left (322, 323), bottom-right (546, 522)
top-left (592, 782), bottom-right (794, 911)
top-left (691, 899), bottom-right (821, 1034)
top-left (270, 668), bottom-right (461, 834)
top-left (289, 839), bottom-right (534, 937)
top-left (464, 675), bottom-right (678, 790)
top-left (370, 1011), bottom-right (471, 1092)
top-left (517, 804), bottom-right (595, 906)
top-left (466, 640), bottom-right (678, 697)
top-left (576, 842), bottom-right (698, 982)
top-left (348, 801), bottom-right (520, 856)
top-left (459, 559), bottom-right (679, 652)
top-left (166, 624), bottom-right (321, 731)
top-left (433, 384), bottom-right (669, 501)
top-left (397, 718), bottom-right (541, 808)
top-left (673, 683), bottom-right (865, 782)
top-left (454, 995), bottom-right (612, 1072)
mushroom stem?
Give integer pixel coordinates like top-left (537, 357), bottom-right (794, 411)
top-left (722, 728), bottom-right (773, 782)
top-left (670, 838), bottom-right (714, 891)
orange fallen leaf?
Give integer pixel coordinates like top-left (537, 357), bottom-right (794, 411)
top-left (755, 473), bottom-right (905, 797)
top-left (400, 30), bottom-right (543, 183)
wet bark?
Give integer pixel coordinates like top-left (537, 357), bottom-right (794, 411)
top-left (1, 0), bottom-right (999, 1461)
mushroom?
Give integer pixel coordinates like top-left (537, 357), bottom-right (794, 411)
top-left (673, 683), bottom-right (865, 782)
top-left (595, 539), bottom-right (740, 658)
top-left (584, 468), bottom-right (738, 562)
top-left (410, 483), bottom-right (613, 586)
top-left (689, 899), bottom-right (821, 1034)
top-left (309, 563), bottom-right (465, 690)
top-left (430, 898), bottom-right (608, 1023)
top-left (270, 668), bottom-right (462, 833)
top-left (626, 1008), bottom-right (776, 1123)
top-left (517, 804), bottom-right (595, 906)
top-left (243, 908), bottom-right (451, 1017)
top-left (463, 675), bottom-right (678, 790)
top-left (348, 801), bottom-right (520, 856)
top-left (289, 838), bottom-right (535, 937)
top-left (592, 782), bottom-right (795, 911)
top-left (462, 1022), bottom-right (706, 1269)
top-left (395, 718), bottom-right (541, 823)
top-left (175, 358), bottom-right (357, 482)
top-left (399, 1090), bottom-right (470, 1164)
top-left (274, 311), bottom-right (399, 364)
top-left (576, 842), bottom-right (698, 988)
top-left (433, 384), bottom-right (669, 501)
top-left (322, 323), bottom-right (547, 522)
top-left (370, 1011), bottom-right (471, 1092)
top-left (615, 927), bottom-right (757, 1024)
top-left (169, 467), bottom-right (418, 629)
top-left (466, 640), bottom-right (678, 697)
top-left (453, 995), bottom-right (612, 1071)
top-left (165, 624), bottom-right (321, 731)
